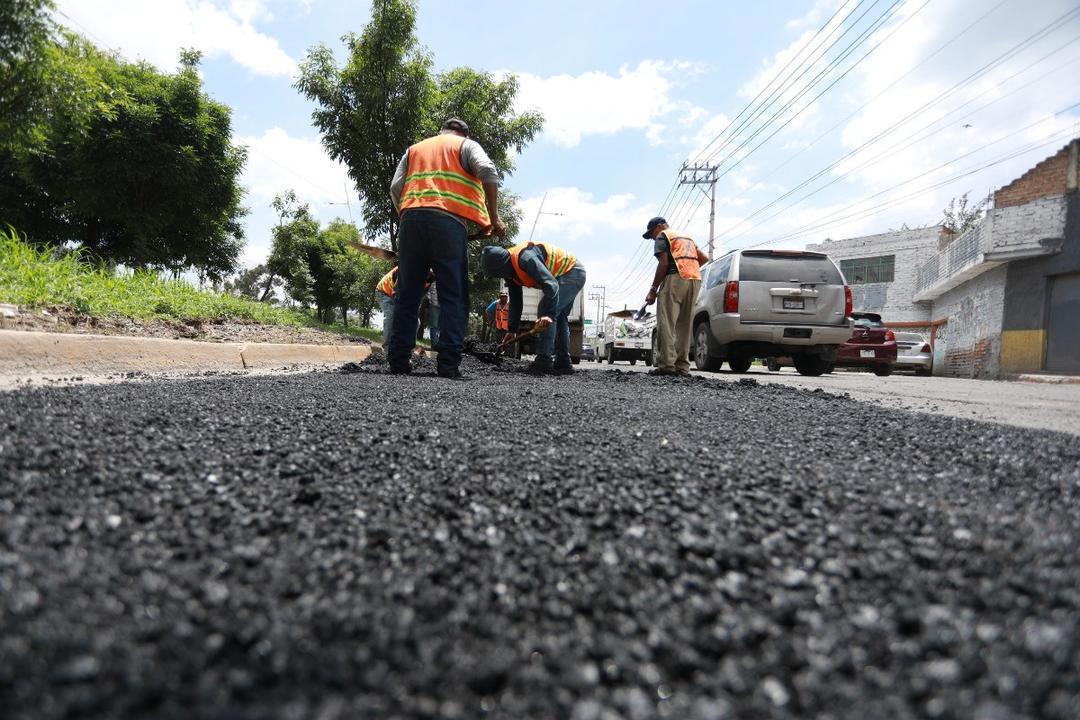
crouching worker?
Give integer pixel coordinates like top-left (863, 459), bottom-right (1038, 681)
top-left (481, 242), bottom-right (586, 375)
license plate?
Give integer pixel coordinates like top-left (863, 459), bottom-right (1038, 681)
top-left (860, 349), bottom-right (875, 358)
top-left (782, 298), bottom-right (804, 309)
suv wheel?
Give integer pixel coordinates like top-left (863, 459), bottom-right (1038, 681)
top-left (873, 364), bottom-right (893, 377)
top-left (766, 358), bottom-right (781, 372)
top-left (793, 354), bottom-right (829, 377)
top-left (728, 356), bottom-right (752, 373)
top-left (694, 323), bottom-right (723, 372)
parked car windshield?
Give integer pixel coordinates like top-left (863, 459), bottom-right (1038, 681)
top-left (738, 252), bottom-right (844, 284)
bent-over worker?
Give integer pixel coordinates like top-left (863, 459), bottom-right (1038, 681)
top-left (481, 242), bottom-right (586, 375)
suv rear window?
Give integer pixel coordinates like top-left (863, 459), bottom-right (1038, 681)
top-left (852, 316), bottom-right (884, 328)
top-left (738, 252), bottom-right (843, 284)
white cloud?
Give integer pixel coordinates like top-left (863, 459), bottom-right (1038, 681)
top-left (54, 0), bottom-right (296, 78)
top-left (236, 128), bottom-right (354, 265)
top-left (512, 60), bottom-right (706, 148)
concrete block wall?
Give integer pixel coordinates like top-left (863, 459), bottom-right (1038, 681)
top-left (807, 227), bottom-right (939, 323)
top-left (986, 195), bottom-right (1068, 256)
top-left (930, 265), bottom-right (1007, 378)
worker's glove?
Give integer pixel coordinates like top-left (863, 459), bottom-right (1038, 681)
top-left (537, 316), bottom-right (554, 330)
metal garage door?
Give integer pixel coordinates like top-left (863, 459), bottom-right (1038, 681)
top-left (1046, 271), bottom-right (1080, 373)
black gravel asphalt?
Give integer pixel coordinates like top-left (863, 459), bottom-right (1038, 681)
top-left (2, 356), bottom-right (1078, 720)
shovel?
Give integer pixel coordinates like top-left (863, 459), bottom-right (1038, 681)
top-left (465, 322), bottom-right (545, 364)
top-left (634, 304), bottom-right (649, 321)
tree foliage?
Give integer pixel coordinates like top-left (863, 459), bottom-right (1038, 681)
top-left (295, 0), bottom-right (543, 252)
top-left (264, 192), bottom-right (388, 326)
top-left (941, 192), bottom-right (989, 235)
top-left (0, 3), bottom-right (248, 281)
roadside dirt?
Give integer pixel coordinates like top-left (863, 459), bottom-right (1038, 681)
top-left (2, 305), bottom-right (368, 345)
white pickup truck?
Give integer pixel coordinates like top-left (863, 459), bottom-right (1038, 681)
top-left (499, 281), bottom-right (585, 363)
top-left (599, 309), bottom-right (654, 366)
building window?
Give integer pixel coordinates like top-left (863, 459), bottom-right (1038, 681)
top-left (841, 255), bottom-right (895, 284)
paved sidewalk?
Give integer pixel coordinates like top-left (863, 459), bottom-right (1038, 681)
top-left (0, 330), bottom-right (374, 388)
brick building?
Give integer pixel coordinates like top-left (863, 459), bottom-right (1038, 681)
top-left (808, 137), bottom-right (1080, 377)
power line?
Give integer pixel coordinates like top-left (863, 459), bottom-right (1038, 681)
top-left (717, 5), bottom-right (1080, 245)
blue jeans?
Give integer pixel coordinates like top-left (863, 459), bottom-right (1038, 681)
top-left (379, 293), bottom-right (395, 346)
top-left (388, 209), bottom-right (468, 371)
top-left (535, 264), bottom-right (586, 365)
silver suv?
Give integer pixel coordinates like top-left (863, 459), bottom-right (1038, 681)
top-left (692, 249), bottom-right (851, 376)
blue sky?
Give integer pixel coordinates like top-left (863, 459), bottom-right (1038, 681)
top-left (55, 0), bottom-right (1080, 312)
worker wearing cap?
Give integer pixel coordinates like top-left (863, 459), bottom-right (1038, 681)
top-left (642, 216), bottom-right (709, 376)
top-left (481, 243), bottom-right (586, 375)
top-left (388, 118), bottom-right (504, 379)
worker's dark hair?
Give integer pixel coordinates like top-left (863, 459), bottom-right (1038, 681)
top-left (441, 118), bottom-right (470, 137)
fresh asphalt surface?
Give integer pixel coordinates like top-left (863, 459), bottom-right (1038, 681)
top-left (2, 352), bottom-right (1079, 719)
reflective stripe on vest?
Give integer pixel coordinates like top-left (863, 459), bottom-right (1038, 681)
top-left (399, 135), bottom-right (490, 226)
top-left (376, 267), bottom-right (398, 297)
top-left (507, 242), bottom-right (577, 288)
top-left (663, 231), bottom-right (702, 281)
top-left (495, 300), bottom-right (509, 330)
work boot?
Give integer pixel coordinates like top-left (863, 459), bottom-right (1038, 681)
top-left (552, 359), bottom-right (574, 375)
top-left (648, 367), bottom-right (675, 376)
top-left (437, 366), bottom-right (464, 380)
top-left (389, 362), bottom-right (412, 375)
top-left (527, 357), bottom-right (553, 375)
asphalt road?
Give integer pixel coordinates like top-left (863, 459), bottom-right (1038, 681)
top-left (2, 354), bottom-right (1079, 719)
top-left (590, 359), bottom-right (1080, 436)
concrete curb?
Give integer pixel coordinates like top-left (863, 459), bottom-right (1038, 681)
top-left (0, 330), bottom-right (375, 376)
top-left (1015, 373), bottom-right (1080, 385)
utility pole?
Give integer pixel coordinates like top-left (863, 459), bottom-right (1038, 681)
top-left (679, 162), bottom-right (719, 259)
top-left (589, 285), bottom-right (606, 331)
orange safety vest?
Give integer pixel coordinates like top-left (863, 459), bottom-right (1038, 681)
top-left (507, 242), bottom-right (577, 288)
top-left (376, 267), bottom-right (398, 297)
top-left (495, 299), bottom-right (509, 331)
top-left (661, 230), bottom-right (702, 281)
top-left (398, 134), bottom-right (490, 226)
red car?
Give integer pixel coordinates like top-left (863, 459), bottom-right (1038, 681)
top-left (833, 311), bottom-right (897, 376)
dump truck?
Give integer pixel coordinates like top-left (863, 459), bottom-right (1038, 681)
top-left (599, 309), bottom-right (654, 365)
top-left (499, 281), bottom-right (585, 363)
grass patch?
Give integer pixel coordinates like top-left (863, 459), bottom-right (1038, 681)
top-left (0, 227), bottom-right (381, 342)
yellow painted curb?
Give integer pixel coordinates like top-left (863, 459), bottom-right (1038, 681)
top-left (0, 330), bottom-right (373, 376)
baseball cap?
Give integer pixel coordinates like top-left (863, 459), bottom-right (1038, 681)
top-left (441, 118), bottom-right (470, 136)
top-left (642, 216), bottom-right (667, 239)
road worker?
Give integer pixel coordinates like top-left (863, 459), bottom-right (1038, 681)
top-left (375, 266), bottom-right (433, 347)
top-left (487, 291), bottom-right (510, 343)
top-left (641, 216), bottom-right (709, 376)
top-left (481, 242), bottom-right (586, 375)
top-left (388, 118), bottom-right (504, 379)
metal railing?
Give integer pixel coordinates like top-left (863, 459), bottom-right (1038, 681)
top-left (914, 219), bottom-right (990, 296)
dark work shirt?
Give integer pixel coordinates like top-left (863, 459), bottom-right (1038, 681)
top-left (507, 246), bottom-right (560, 331)
top-left (654, 232), bottom-right (678, 275)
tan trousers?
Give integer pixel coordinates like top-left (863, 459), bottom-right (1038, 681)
top-left (656, 274), bottom-right (700, 373)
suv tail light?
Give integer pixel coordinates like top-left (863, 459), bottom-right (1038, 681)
top-left (885, 329), bottom-right (895, 342)
top-left (921, 343), bottom-right (931, 352)
top-left (844, 286), bottom-right (853, 317)
top-left (723, 281), bottom-right (739, 313)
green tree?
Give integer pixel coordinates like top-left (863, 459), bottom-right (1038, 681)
top-left (295, 0), bottom-right (434, 252)
top-left (941, 192), bottom-right (989, 235)
top-left (225, 264), bottom-right (279, 301)
top-left (295, 0), bottom-right (543, 252)
top-left (266, 192), bottom-right (320, 311)
top-left (0, 18), bottom-right (248, 281)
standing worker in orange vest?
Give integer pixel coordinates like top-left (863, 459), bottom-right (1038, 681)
top-left (642, 216), bottom-right (709, 376)
top-left (388, 118), bottom-right (504, 378)
top-left (483, 291), bottom-right (510, 343)
top-left (481, 242), bottom-right (586, 375)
